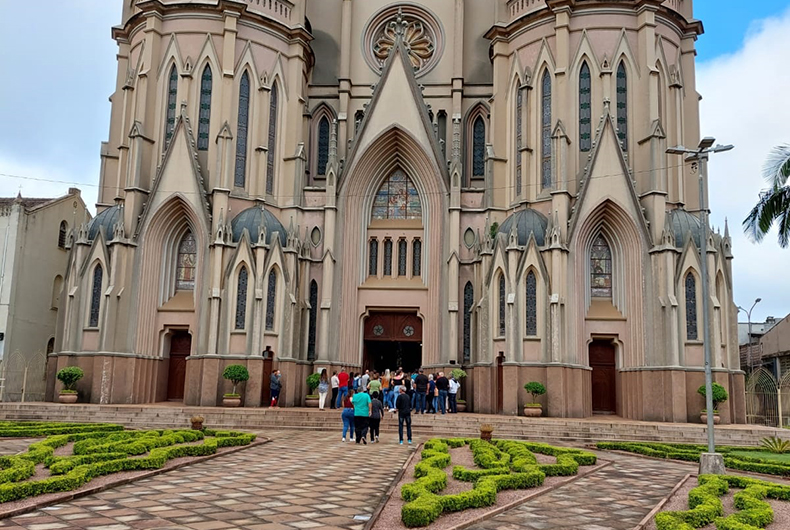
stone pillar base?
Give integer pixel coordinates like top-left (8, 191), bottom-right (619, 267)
top-left (699, 453), bottom-right (725, 475)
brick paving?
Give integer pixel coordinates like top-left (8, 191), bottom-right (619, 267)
top-left (0, 429), bottom-right (418, 530)
top-left (466, 450), bottom-right (693, 530)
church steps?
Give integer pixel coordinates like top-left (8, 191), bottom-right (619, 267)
top-left (0, 403), bottom-right (782, 445)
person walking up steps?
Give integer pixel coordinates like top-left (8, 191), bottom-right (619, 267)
top-left (353, 387), bottom-right (371, 444)
top-left (330, 371), bottom-right (339, 409)
top-left (369, 391), bottom-right (384, 443)
top-left (395, 386), bottom-right (412, 445)
top-left (341, 389), bottom-right (355, 442)
top-left (414, 369), bottom-right (428, 414)
top-left (270, 370), bottom-right (282, 408)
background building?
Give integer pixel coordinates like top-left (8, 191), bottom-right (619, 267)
top-left (49, 0), bottom-right (745, 423)
top-left (0, 189), bottom-right (88, 401)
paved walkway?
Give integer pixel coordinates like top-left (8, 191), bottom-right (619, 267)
top-left (0, 439), bottom-right (37, 456)
top-left (466, 450), bottom-right (693, 530)
top-left (0, 430), bottom-right (418, 530)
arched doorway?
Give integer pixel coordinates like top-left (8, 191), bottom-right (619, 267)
top-left (167, 331), bottom-right (191, 400)
top-left (590, 339), bottom-right (616, 414)
top-left (363, 312), bottom-right (422, 372)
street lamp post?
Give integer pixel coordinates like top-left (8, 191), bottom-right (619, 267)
top-left (738, 298), bottom-right (762, 372)
top-left (667, 137), bottom-right (734, 475)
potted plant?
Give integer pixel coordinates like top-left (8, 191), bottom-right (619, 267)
top-left (222, 364), bottom-right (249, 407)
top-left (480, 423), bottom-right (494, 442)
top-left (451, 368), bottom-right (468, 412)
top-left (56, 366), bottom-right (84, 403)
top-left (190, 415), bottom-right (205, 430)
top-left (698, 382), bottom-right (728, 425)
top-left (523, 381), bottom-right (546, 417)
top-left (305, 373), bottom-right (320, 407)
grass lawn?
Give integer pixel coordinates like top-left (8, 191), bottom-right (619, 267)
top-left (730, 450), bottom-right (790, 464)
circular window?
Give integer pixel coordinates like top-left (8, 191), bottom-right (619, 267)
top-left (403, 325), bottom-right (415, 337)
top-left (362, 4), bottom-right (444, 78)
top-left (373, 325), bottom-right (385, 336)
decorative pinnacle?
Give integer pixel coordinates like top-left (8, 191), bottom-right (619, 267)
top-left (452, 117), bottom-right (461, 163)
top-left (389, 7), bottom-right (409, 44)
top-left (328, 119), bottom-right (338, 164)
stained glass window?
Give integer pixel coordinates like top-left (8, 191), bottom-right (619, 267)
top-left (89, 264), bottom-right (103, 327)
top-left (590, 235), bottom-right (612, 298)
top-left (316, 116), bottom-right (330, 176)
top-left (579, 62), bottom-right (592, 152)
top-left (616, 61), bottom-right (628, 151)
top-left (234, 71), bottom-right (250, 187)
top-left (526, 270), bottom-right (537, 336)
top-left (235, 266), bottom-right (248, 330)
top-left (194, 66), bottom-right (211, 151)
top-left (371, 170), bottom-right (422, 220)
top-left (516, 88), bottom-right (523, 195)
top-left (685, 273), bottom-right (698, 340)
top-left (412, 239), bottom-right (422, 277)
top-left (308, 280), bottom-right (318, 361)
top-left (58, 221), bottom-right (67, 249)
top-left (541, 70), bottom-right (552, 189)
top-left (164, 65), bottom-right (178, 150)
top-left (265, 269), bottom-right (277, 331)
top-left (266, 83), bottom-right (279, 195)
top-left (463, 282), bottom-right (473, 362)
top-left (383, 239), bottom-right (393, 276)
top-left (369, 239), bottom-right (378, 276)
top-left (472, 115), bottom-right (486, 178)
top-left (498, 274), bottom-right (506, 336)
top-left (398, 239), bottom-right (407, 276)
top-left (176, 231), bottom-right (197, 291)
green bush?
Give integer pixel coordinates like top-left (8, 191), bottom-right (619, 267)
top-left (222, 364), bottom-right (250, 394)
top-left (306, 373), bottom-right (321, 393)
top-left (0, 422), bottom-right (123, 438)
top-left (56, 367), bottom-right (84, 391)
top-left (760, 436), bottom-right (790, 454)
top-left (523, 382), bottom-right (546, 403)
top-left (697, 382), bottom-right (728, 410)
top-left (450, 369), bottom-right (467, 381)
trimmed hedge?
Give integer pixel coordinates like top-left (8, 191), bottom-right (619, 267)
top-left (0, 422), bottom-right (123, 438)
top-left (0, 426), bottom-right (256, 503)
top-left (401, 438), bottom-right (596, 527)
top-left (597, 441), bottom-right (790, 478)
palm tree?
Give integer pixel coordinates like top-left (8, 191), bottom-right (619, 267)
top-left (744, 145), bottom-right (790, 247)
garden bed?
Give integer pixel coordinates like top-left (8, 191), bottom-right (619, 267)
top-left (646, 474), bottom-right (790, 530)
top-left (371, 438), bottom-right (604, 529)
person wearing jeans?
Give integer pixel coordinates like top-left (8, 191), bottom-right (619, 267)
top-left (395, 386), bottom-right (412, 444)
top-left (341, 390), bottom-right (356, 442)
top-left (435, 372), bottom-right (449, 414)
top-left (414, 369), bottom-right (429, 414)
top-left (448, 376), bottom-right (460, 413)
top-left (336, 369), bottom-right (349, 408)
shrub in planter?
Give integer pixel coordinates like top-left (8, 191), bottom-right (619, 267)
top-left (523, 382), bottom-right (546, 417)
top-left (222, 365), bottom-right (249, 396)
top-left (57, 367), bottom-right (84, 392)
top-left (697, 382), bottom-right (728, 412)
top-left (306, 373), bottom-right (320, 396)
top-left (450, 368), bottom-right (467, 381)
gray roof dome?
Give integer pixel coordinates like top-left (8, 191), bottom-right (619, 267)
top-left (498, 209), bottom-right (549, 246)
top-left (669, 209), bottom-right (702, 248)
top-left (87, 205), bottom-right (121, 241)
top-left (231, 206), bottom-right (287, 246)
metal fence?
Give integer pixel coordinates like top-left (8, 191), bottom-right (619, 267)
top-left (744, 367), bottom-right (790, 428)
top-left (0, 350), bottom-right (47, 402)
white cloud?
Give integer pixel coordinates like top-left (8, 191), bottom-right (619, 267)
top-left (699, 7), bottom-right (790, 323)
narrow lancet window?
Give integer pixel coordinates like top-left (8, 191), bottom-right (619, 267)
top-left (526, 271), bottom-right (537, 336)
top-left (383, 239), bottom-right (393, 276)
top-left (265, 269), bottom-right (277, 331)
top-left (266, 83), bottom-right (279, 195)
top-left (398, 239), bottom-right (407, 276)
top-left (198, 65), bottom-right (212, 151)
top-left (616, 61), bottom-right (628, 151)
top-left (685, 273), bottom-right (698, 340)
top-left (235, 266), bottom-right (248, 330)
top-left (308, 280), bottom-right (318, 360)
top-left (463, 282), bottom-right (473, 362)
top-left (234, 71), bottom-right (250, 187)
top-left (316, 116), bottom-right (330, 176)
top-left (164, 65), bottom-right (178, 150)
top-left (579, 62), bottom-right (592, 152)
top-left (472, 116), bottom-right (486, 179)
top-left (541, 70), bottom-right (552, 189)
top-left (412, 239), bottom-right (422, 277)
top-left (89, 265), bottom-right (103, 327)
top-left (515, 87), bottom-right (523, 195)
top-left (369, 239), bottom-right (379, 276)
top-left (498, 274), bottom-right (506, 336)
top-left (590, 235), bottom-right (612, 298)
top-left (176, 231), bottom-right (197, 291)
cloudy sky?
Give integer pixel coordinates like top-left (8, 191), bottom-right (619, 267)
top-left (0, 1), bottom-right (788, 322)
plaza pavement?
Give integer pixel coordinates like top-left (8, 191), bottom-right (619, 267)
top-left (0, 429), bottom-right (700, 530)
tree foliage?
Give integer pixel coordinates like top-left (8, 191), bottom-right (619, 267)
top-left (744, 144), bottom-right (790, 247)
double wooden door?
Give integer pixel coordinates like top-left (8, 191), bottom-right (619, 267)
top-left (590, 340), bottom-right (616, 414)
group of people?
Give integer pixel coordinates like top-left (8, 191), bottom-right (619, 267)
top-left (314, 367), bottom-right (462, 445)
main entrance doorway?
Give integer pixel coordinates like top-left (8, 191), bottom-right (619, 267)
top-left (363, 312), bottom-right (422, 372)
top-left (167, 330), bottom-right (191, 401)
top-left (590, 340), bottom-right (616, 414)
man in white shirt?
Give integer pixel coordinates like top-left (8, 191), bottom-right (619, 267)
top-left (448, 376), bottom-right (460, 413)
top-left (330, 371), bottom-right (340, 409)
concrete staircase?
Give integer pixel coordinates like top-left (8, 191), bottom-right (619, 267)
top-left (0, 402), bottom-right (785, 446)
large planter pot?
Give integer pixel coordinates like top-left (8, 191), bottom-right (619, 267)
top-left (58, 392), bottom-right (78, 404)
top-left (456, 401), bottom-right (467, 413)
top-left (700, 412), bottom-right (721, 425)
top-left (523, 405), bottom-right (542, 417)
top-left (480, 429), bottom-right (493, 442)
top-left (305, 396), bottom-right (319, 408)
top-left (223, 396), bottom-right (241, 407)
top-left (191, 421), bottom-right (204, 430)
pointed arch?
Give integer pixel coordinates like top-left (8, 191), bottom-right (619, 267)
top-left (308, 279), bottom-right (318, 360)
top-left (513, 76), bottom-right (524, 196)
top-left (52, 275), bottom-right (64, 310)
top-left (311, 103), bottom-right (336, 181)
top-left (525, 269), bottom-right (538, 336)
top-left (579, 61), bottom-right (592, 152)
top-left (540, 69), bottom-right (552, 189)
top-left (371, 169), bottom-right (422, 220)
top-left (266, 81), bottom-right (280, 195)
top-left (463, 281), bottom-right (474, 362)
top-left (265, 266), bottom-right (278, 331)
top-left (616, 61), bottom-right (628, 151)
top-left (58, 220), bottom-right (68, 249)
top-left (235, 265), bottom-right (249, 330)
top-left (176, 230), bottom-right (197, 291)
top-left (163, 64), bottom-right (178, 151)
top-left (498, 272), bottom-right (506, 337)
top-left (465, 103), bottom-right (489, 184)
top-left (684, 269), bottom-right (699, 340)
top-left (590, 234), bottom-right (613, 298)
top-left (197, 64), bottom-right (213, 151)
top-left (89, 263), bottom-right (103, 328)
top-left (234, 70), bottom-right (251, 188)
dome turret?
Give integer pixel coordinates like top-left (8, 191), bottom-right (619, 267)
top-left (498, 209), bottom-right (548, 246)
top-left (87, 205), bottom-right (121, 241)
top-left (669, 209), bottom-right (703, 248)
top-left (231, 206), bottom-right (287, 246)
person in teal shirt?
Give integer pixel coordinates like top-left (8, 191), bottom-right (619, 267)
top-left (352, 391), bottom-right (371, 444)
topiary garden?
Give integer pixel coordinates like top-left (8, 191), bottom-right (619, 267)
top-left (0, 421), bottom-right (256, 504)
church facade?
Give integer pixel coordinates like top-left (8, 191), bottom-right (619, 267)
top-left (48, 0), bottom-right (746, 423)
